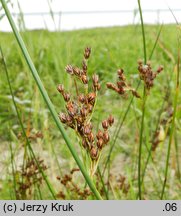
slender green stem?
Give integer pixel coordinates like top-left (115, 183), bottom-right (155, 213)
top-left (149, 24), bottom-right (163, 60)
top-left (161, 88), bottom-right (179, 199)
top-left (137, 0), bottom-right (147, 64)
top-left (137, 0), bottom-right (147, 200)
top-left (174, 130), bottom-right (180, 181)
top-left (0, 0), bottom-right (102, 200)
top-left (9, 141), bottom-right (17, 199)
top-left (138, 88), bottom-right (146, 199)
top-left (97, 167), bottom-right (109, 199)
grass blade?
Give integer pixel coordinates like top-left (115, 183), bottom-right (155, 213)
top-left (149, 24), bottom-right (163, 60)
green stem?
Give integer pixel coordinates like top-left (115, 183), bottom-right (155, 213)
top-left (174, 130), bottom-right (181, 181)
top-left (161, 88), bottom-right (179, 199)
top-left (97, 167), bottom-right (109, 199)
top-left (137, 0), bottom-right (147, 200)
top-left (138, 88), bottom-right (146, 199)
top-left (137, 0), bottom-right (147, 64)
top-left (9, 141), bottom-right (17, 199)
top-left (0, 0), bottom-right (102, 200)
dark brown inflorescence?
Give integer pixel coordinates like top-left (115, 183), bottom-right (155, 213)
top-left (56, 168), bottom-right (92, 199)
top-left (106, 69), bottom-right (140, 98)
top-left (138, 60), bottom-right (163, 92)
top-left (64, 47), bottom-right (92, 85)
top-left (57, 47), bottom-right (114, 166)
top-left (16, 158), bottom-right (47, 199)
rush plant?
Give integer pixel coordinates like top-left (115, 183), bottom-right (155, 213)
top-left (58, 47), bottom-right (114, 177)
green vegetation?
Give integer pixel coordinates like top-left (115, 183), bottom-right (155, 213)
top-left (0, 23), bottom-right (181, 199)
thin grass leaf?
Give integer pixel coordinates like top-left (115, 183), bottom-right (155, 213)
top-left (137, 0), bottom-right (147, 200)
top-left (16, 0), bottom-right (26, 31)
top-left (47, 0), bottom-right (57, 31)
top-left (149, 24), bottom-right (163, 60)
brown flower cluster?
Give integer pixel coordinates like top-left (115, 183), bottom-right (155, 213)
top-left (57, 47), bottom-right (114, 163)
top-left (56, 168), bottom-right (91, 199)
top-left (16, 158), bottom-right (47, 199)
top-left (117, 174), bottom-right (130, 194)
top-left (106, 69), bottom-right (140, 98)
top-left (64, 47), bottom-right (101, 89)
top-left (138, 60), bottom-right (163, 91)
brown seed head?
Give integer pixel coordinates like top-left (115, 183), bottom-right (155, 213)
top-left (103, 131), bottom-right (110, 144)
top-left (96, 130), bottom-right (103, 139)
top-left (80, 107), bottom-right (88, 118)
top-left (82, 138), bottom-right (89, 149)
top-left (73, 67), bottom-right (81, 76)
top-left (66, 101), bottom-right (78, 117)
top-left (56, 176), bottom-right (61, 180)
top-left (131, 90), bottom-right (141, 98)
top-left (76, 116), bottom-right (83, 125)
top-left (138, 60), bottom-right (163, 91)
top-left (108, 115), bottom-right (114, 126)
top-left (78, 94), bottom-right (86, 104)
top-left (106, 82), bottom-right (119, 91)
top-left (117, 69), bottom-right (126, 81)
top-left (138, 59), bottom-right (143, 65)
top-left (90, 147), bottom-right (98, 160)
top-left (118, 86), bottom-right (125, 95)
top-left (57, 84), bottom-right (64, 93)
top-left (62, 92), bottom-right (71, 102)
top-left (87, 92), bottom-right (96, 103)
top-left (59, 113), bottom-right (67, 123)
top-left (87, 132), bottom-right (94, 142)
top-left (117, 81), bottom-right (126, 88)
top-left (97, 138), bottom-right (104, 149)
top-left (66, 115), bottom-right (74, 127)
top-left (83, 124), bottom-right (92, 135)
top-left (84, 47), bottom-right (91, 59)
top-left (92, 74), bottom-right (101, 91)
top-left (65, 64), bottom-right (74, 75)
top-left (92, 74), bottom-right (99, 84)
top-left (87, 104), bottom-right (93, 113)
top-left (97, 83), bottom-right (101, 91)
top-left (117, 69), bottom-right (124, 76)
top-left (81, 75), bottom-right (88, 84)
top-left (157, 65), bottom-right (164, 73)
top-left (102, 120), bottom-right (109, 130)
top-left (82, 60), bottom-right (87, 71)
